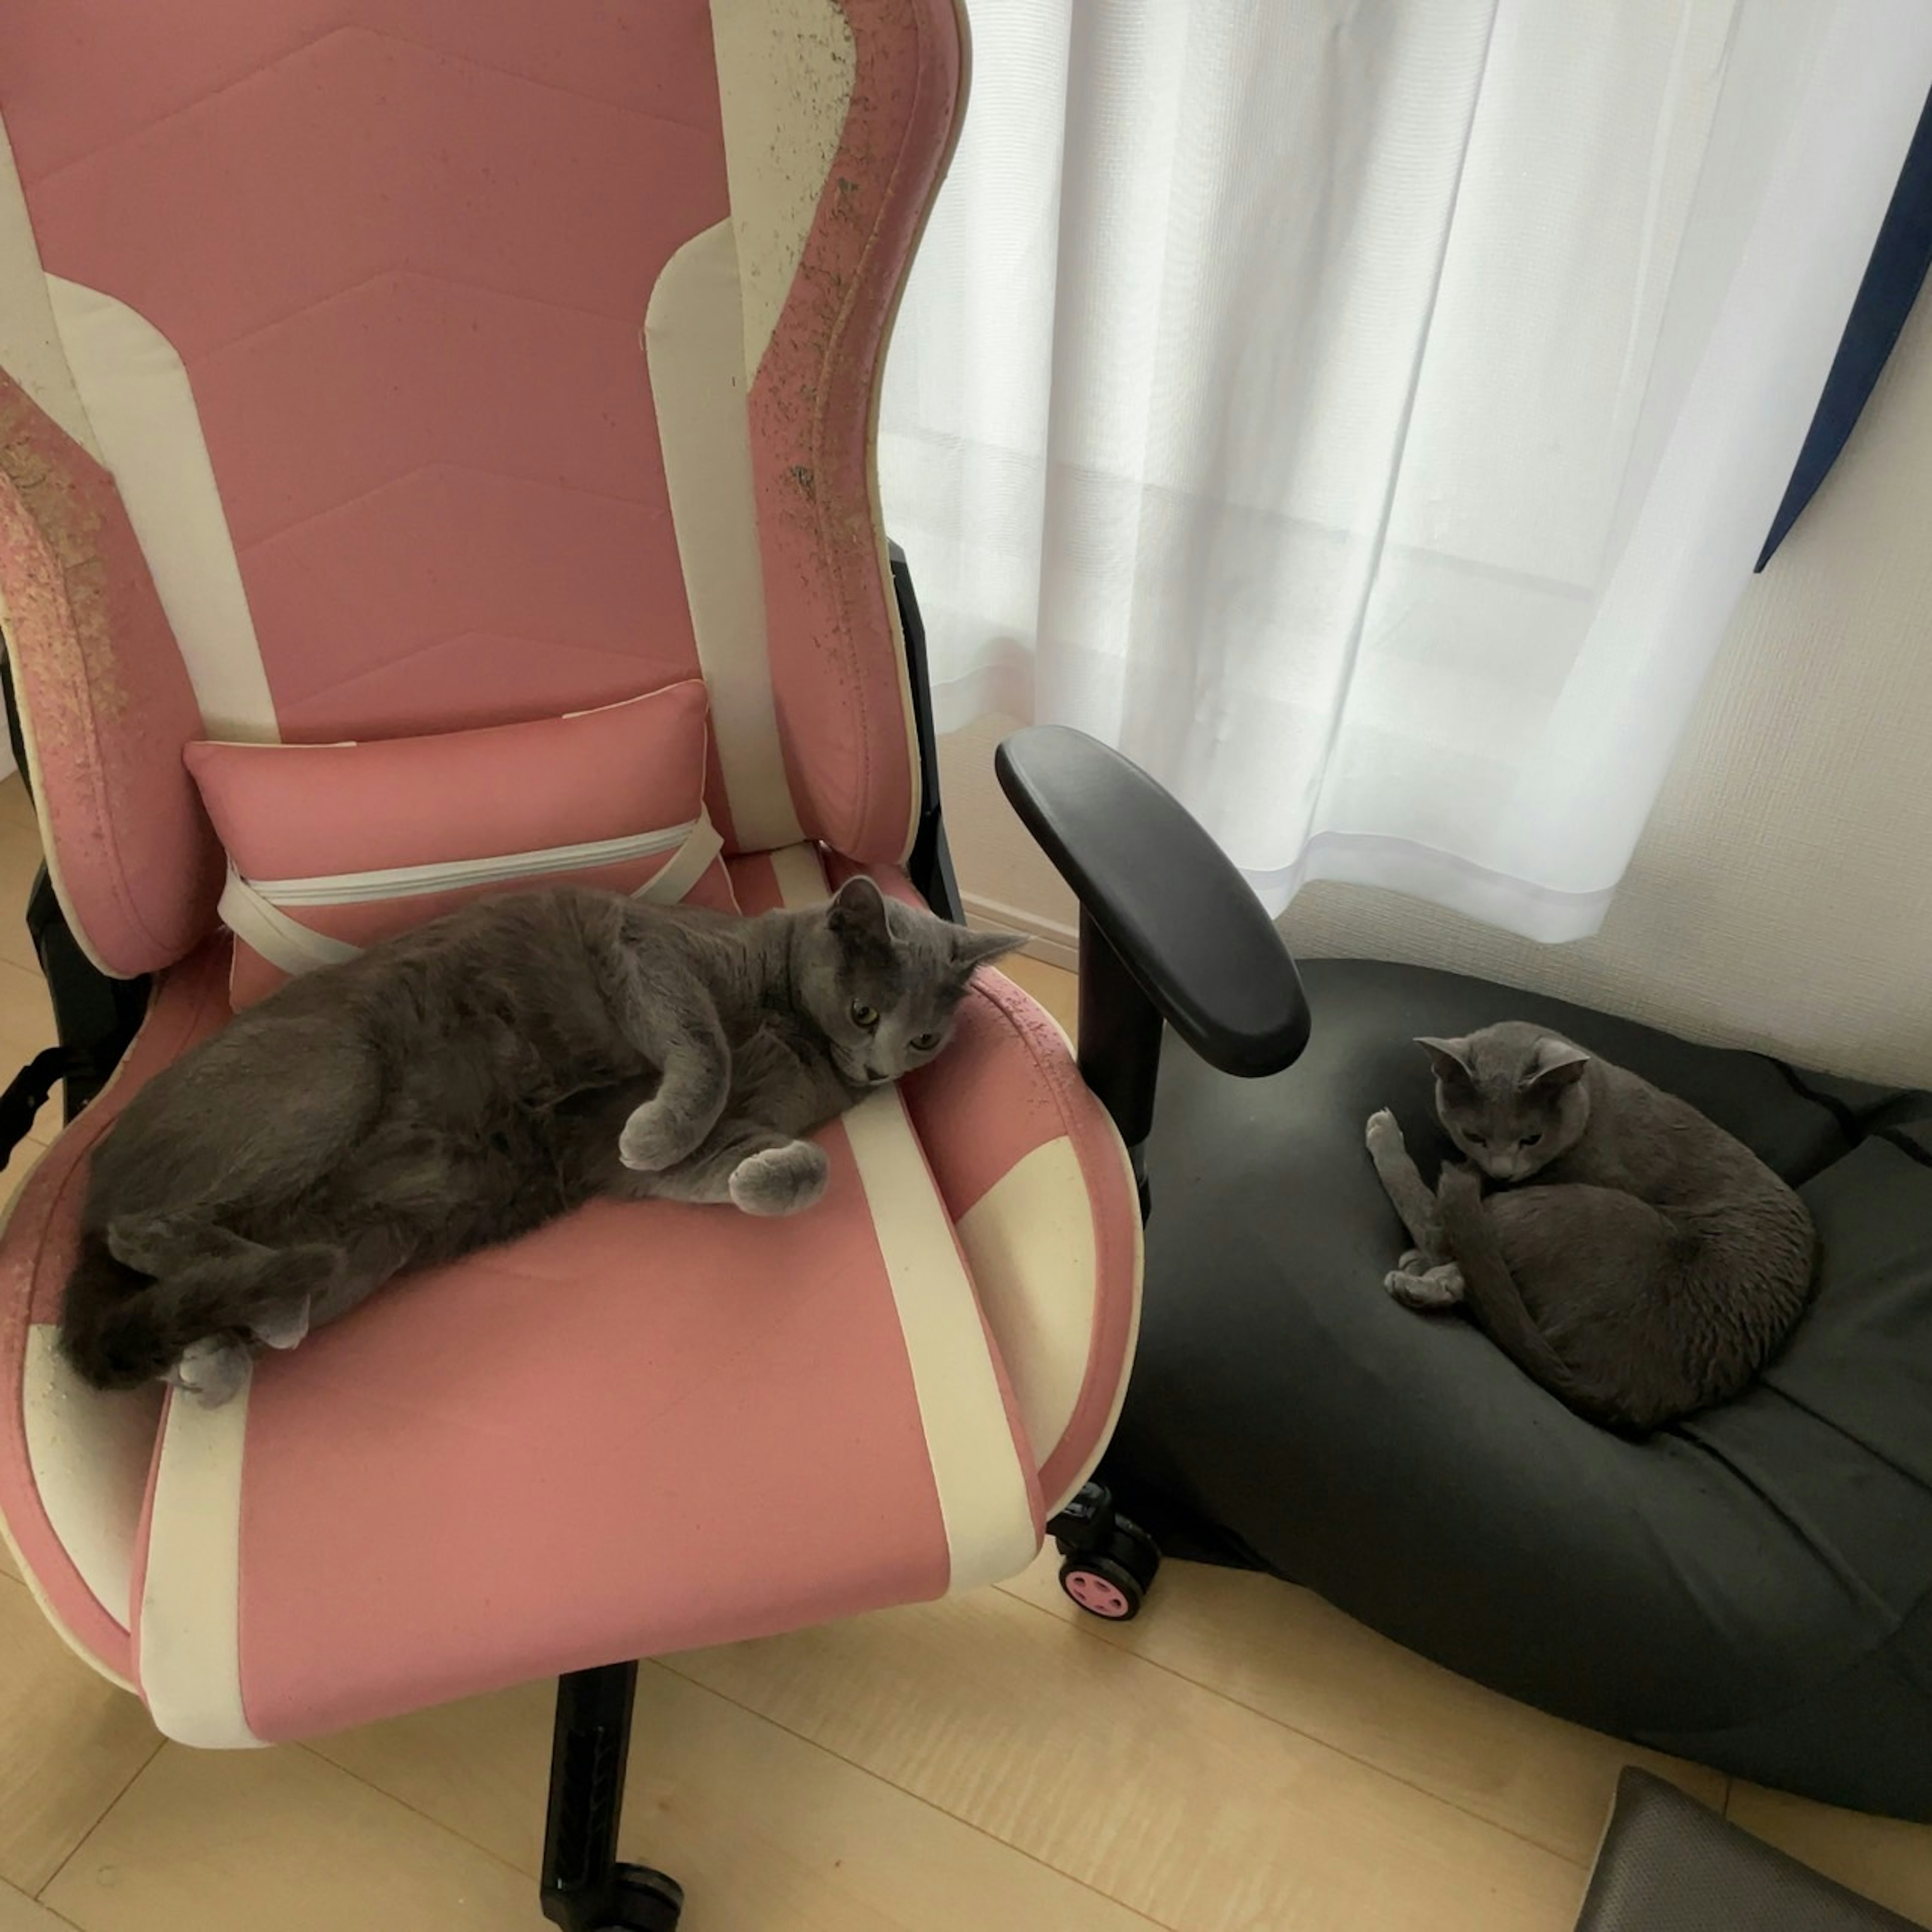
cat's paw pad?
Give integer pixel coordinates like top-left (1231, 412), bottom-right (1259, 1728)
top-left (169, 1336), bottom-right (252, 1408)
top-left (1365, 1108), bottom-right (1403, 1156)
top-left (729, 1142), bottom-right (829, 1218)
top-left (1385, 1264), bottom-right (1466, 1311)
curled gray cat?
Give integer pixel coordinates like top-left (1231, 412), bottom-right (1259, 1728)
top-left (1364, 1022), bottom-right (1819, 1434)
top-left (59, 877), bottom-right (1023, 1407)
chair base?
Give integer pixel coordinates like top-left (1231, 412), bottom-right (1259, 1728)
top-left (539, 1663), bottom-right (683, 1931)
top-left (531, 1500), bottom-right (1161, 1926)
top-left (543, 1865), bottom-right (683, 1932)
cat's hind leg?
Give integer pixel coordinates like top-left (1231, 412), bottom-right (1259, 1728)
top-left (106, 1216), bottom-right (324, 1350)
top-left (1365, 1109), bottom-right (1447, 1262)
top-left (107, 1213), bottom-right (263, 1278)
top-left (108, 1019), bottom-right (380, 1221)
top-left (230, 1230), bottom-right (411, 1372)
top-left (141, 1240), bottom-right (351, 1409)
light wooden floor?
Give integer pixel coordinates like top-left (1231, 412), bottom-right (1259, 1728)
top-left (1, 773), bottom-right (1927, 1931)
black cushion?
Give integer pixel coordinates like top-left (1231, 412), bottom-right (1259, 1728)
top-left (1109, 959), bottom-right (1932, 1818)
top-left (1575, 1770), bottom-right (1921, 1930)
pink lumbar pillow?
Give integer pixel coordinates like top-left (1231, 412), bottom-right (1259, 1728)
top-left (186, 680), bottom-right (738, 1009)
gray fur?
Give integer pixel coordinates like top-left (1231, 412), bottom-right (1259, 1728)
top-left (1366, 1021), bottom-right (1818, 1434)
top-left (60, 877), bottom-right (1022, 1404)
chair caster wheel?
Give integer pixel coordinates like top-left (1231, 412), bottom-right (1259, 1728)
top-left (598, 1864), bottom-right (684, 1930)
top-left (1048, 1482), bottom-right (1161, 1621)
top-left (1060, 1551), bottom-right (1145, 1620)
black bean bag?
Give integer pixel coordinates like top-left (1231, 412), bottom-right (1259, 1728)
top-left (1104, 959), bottom-right (1932, 1819)
top-left (1576, 1769), bottom-right (1920, 1930)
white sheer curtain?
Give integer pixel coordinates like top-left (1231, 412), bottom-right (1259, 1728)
top-left (879, 0), bottom-right (1932, 940)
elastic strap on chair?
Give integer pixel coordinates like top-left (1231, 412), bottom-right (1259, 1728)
top-left (216, 868), bottom-right (361, 974)
top-left (216, 812), bottom-right (729, 980)
top-left (629, 811), bottom-right (724, 905)
top-left (0, 1045), bottom-right (92, 1164)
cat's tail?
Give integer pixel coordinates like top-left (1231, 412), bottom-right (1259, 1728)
top-left (58, 1230), bottom-right (240, 1391)
top-left (1435, 1167), bottom-right (1626, 1430)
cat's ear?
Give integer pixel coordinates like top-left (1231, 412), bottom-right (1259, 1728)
top-left (1522, 1040), bottom-right (1590, 1093)
top-left (1416, 1036), bottom-right (1474, 1089)
top-left (949, 924), bottom-right (1027, 983)
top-left (826, 875), bottom-right (891, 946)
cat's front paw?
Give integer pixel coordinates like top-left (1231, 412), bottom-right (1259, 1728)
top-left (1365, 1107), bottom-right (1403, 1157)
top-left (169, 1336), bottom-right (251, 1408)
top-left (1385, 1263), bottom-right (1465, 1311)
top-left (618, 1104), bottom-right (678, 1173)
top-left (729, 1141), bottom-right (830, 1218)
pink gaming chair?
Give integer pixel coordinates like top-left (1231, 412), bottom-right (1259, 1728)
top-left (0, 5), bottom-right (1304, 1925)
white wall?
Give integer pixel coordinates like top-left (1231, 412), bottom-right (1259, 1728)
top-left (938, 286), bottom-right (1932, 1088)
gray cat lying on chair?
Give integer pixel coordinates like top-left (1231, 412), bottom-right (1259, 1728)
top-left (60, 877), bottom-right (1021, 1408)
top-left (1364, 1023), bottom-right (1818, 1434)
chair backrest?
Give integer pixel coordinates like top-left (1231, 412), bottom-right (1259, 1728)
top-left (0, 0), bottom-right (964, 976)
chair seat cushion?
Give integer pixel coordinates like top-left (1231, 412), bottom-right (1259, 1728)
top-left (1105, 958), bottom-right (1932, 1819)
top-left (0, 847), bottom-right (1138, 1745)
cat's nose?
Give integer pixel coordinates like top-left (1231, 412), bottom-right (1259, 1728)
top-left (863, 1064), bottom-right (888, 1085)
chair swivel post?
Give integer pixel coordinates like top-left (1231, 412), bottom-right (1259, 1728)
top-left (539, 1662), bottom-right (683, 1932)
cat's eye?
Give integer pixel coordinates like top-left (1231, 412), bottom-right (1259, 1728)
top-left (1520, 1132), bottom-right (1543, 1148)
top-left (849, 1000), bottom-right (879, 1030)
top-left (911, 1031), bottom-right (940, 1052)
top-left (1466, 1133), bottom-right (1488, 1148)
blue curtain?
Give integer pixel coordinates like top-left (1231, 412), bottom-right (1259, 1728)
top-left (1759, 85), bottom-right (1932, 567)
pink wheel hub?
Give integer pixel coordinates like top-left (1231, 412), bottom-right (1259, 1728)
top-left (1066, 1569), bottom-right (1132, 1618)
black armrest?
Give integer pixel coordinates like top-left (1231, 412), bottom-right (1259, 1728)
top-left (996, 727), bottom-right (1309, 1175)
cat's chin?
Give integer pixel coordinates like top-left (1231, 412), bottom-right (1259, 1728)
top-left (1474, 1157), bottom-right (1559, 1186)
top-left (833, 1050), bottom-right (892, 1090)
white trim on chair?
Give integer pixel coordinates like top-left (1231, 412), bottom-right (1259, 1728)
top-left (1042, 1120), bottom-right (1143, 1519)
top-left (708, 0), bottom-right (857, 387)
top-left (0, 113), bottom-right (98, 454)
top-left (45, 278), bottom-right (278, 744)
top-left (21, 1326), bottom-right (167, 1633)
top-left (138, 1383), bottom-right (267, 1748)
top-left (771, 845), bottom-right (1040, 1591)
top-left (646, 221), bottom-right (805, 852)
top-left (953, 1139), bottom-right (1098, 1485)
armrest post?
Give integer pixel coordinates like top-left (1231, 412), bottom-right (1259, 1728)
top-left (1076, 908), bottom-right (1161, 1208)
